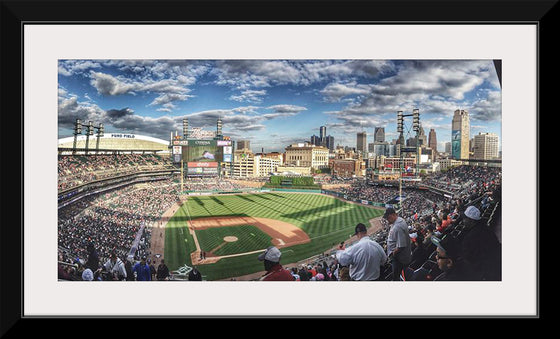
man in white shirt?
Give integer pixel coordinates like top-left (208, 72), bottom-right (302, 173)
top-left (103, 252), bottom-right (127, 281)
top-left (335, 223), bottom-right (387, 281)
top-left (384, 208), bottom-right (412, 281)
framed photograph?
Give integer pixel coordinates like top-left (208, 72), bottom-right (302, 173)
top-left (3, 0), bottom-right (551, 327)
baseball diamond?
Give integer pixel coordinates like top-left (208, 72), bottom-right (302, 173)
top-left (162, 192), bottom-right (384, 280)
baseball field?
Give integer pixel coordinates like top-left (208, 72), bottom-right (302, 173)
top-left (163, 192), bottom-right (384, 280)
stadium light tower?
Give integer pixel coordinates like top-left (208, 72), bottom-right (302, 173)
top-left (84, 121), bottom-right (94, 155)
top-left (95, 123), bottom-right (104, 154)
top-left (216, 117), bottom-right (223, 138)
top-left (73, 119), bottom-right (104, 155)
top-left (396, 109), bottom-right (421, 214)
top-left (412, 109), bottom-right (421, 176)
top-left (72, 119), bottom-right (82, 155)
top-left (397, 111), bottom-right (404, 134)
top-left (183, 118), bottom-right (189, 139)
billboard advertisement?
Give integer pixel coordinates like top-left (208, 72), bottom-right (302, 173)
top-left (187, 167), bottom-right (219, 175)
top-left (187, 162), bottom-right (218, 168)
top-left (223, 154), bottom-right (232, 162)
top-left (451, 129), bottom-right (461, 159)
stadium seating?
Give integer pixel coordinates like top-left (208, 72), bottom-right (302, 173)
top-left (57, 162), bottom-right (500, 281)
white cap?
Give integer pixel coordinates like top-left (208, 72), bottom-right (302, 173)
top-left (82, 268), bottom-right (94, 281)
top-left (257, 246), bottom-right (282, 262)
top-left (464, 206), bottom-right (481, 220)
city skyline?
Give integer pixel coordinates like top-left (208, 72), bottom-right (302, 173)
top-left (58, 59), bottom-right (502, 153)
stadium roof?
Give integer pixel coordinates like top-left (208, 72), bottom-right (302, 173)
top-left (58, 133), bottom-right (169, 152)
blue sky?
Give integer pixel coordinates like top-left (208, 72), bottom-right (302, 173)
top-left (58, 59), bottom-right (501, 153)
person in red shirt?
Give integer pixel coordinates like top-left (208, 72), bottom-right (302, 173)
top-left (437, 210), bottom-right (453, 233)
top-left (257, 246), bottom-right (294, 281)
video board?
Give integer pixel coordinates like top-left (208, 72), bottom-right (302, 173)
top-left (171, 139), bottom-right (233, 176)
top-left (182, 139), bottom-right (220, 163)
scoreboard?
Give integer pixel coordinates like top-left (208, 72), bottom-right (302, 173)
top-left (171, 139), bottom-right (233, 176)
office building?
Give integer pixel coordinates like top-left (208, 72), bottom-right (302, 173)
top-left (429, 128), bottom-right (438, 152)
top-left (237, 140), bottom-right (251, 151)
top-left (285, 142), bottom-right (329, 170)
top-left (451, 109), bottom-right (470, 159)
top-left (356, 132), bottom-right (367, 153)
top-left (473, 132), bottom-right (500, 160)
top-left (374, 127), bottom-right (385, 143)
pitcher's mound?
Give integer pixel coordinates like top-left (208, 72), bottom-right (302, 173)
top-left (223, 236), bottom-right (238, 242)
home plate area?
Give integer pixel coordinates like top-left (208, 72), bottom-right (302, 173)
top-left (188, 216), bottom-right (310, 265)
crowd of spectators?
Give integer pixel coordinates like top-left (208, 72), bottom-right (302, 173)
top-left (58, 154), bottom-right (174, 192)
top-left (58, 178), bottom-right (181, 281)
top-left (337, 184), bottom-right (398, 203)
top-left (274, 165), bottom-right (502, 282)
top-left (183, 177), bottom-right (250, 192)
top-left (312, 175), bottom-right (358, 185)
top-left (422, 166), bottom-right (501, 195)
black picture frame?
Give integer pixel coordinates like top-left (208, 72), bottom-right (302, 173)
top-left (2, 0), bottom-right (553, 331)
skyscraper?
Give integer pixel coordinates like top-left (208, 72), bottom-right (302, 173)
top-left (374, 127), bottom-right (385, 143)
top-left (310, 135), bottom-right (320, 146)
top-left (445, 142), bottom-right (452, 154)
top-left (311, 126), bottom-right (334, 151)
top-left (451, 109), bottom-right (470, 159)
top-left (428, 128), bottom-right (438, 152)
top-left (325, 135), bottom-right (335, 152)
top-left (237, 139), bottom-right (251, 151)
top-left (418, 125), bottom-right (427, 146)
top-left (356, 132), bottom-right (367, 153)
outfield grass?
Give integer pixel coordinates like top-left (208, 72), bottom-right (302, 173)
top-left (164, 192), bottom-right (383, 280)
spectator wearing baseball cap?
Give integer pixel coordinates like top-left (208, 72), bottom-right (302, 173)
top-left (432, 235), bottom-right (473, 281)
top-left (335, 223), bottom-right (387, 281)
top-left (188, 266), bottom-right (202, 281)
top-left (257, 246), bottom-right (294, 281)
top-left (132, 256), bottom-right (151, 281)
top-left (384, 208), bottom-right (412, 281)
top-left (103, 252), bottom-right (127, 281)
top-left (81, 268), bottom-right (94, 281)
top-left (461, 205), bottom-right (502, 281)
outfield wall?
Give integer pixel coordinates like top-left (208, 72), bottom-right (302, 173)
top-left (270, 188), bottom-right (322, 193)
top-left (185, 187), bottom-right (323, 195)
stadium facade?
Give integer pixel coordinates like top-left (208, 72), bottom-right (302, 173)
top-left (58, 133), bottom-right (171, 154)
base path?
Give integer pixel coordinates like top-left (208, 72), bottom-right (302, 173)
top-left (187, 216), bottom-right (310, 265)
top-left (149, 197), bottom-right (187, 264)
top-left (220, 216), bottom-right (385, 281)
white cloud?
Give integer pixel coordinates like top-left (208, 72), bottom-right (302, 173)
top-left (58, 60), bottom-right (102, 76)
top-left (149, 93), bottom-right (193, 106)
top-left (266, 104), bottom-right (307, 114)
top-left (229, 89), bottom-right (267, 103)
top-left (469, 90), bottom-right (502, 122)
top-left (320, 81), bottom-right (372, 102)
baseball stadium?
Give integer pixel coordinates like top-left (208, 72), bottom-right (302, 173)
top-left (58, 119), bottom-right (502, 282)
